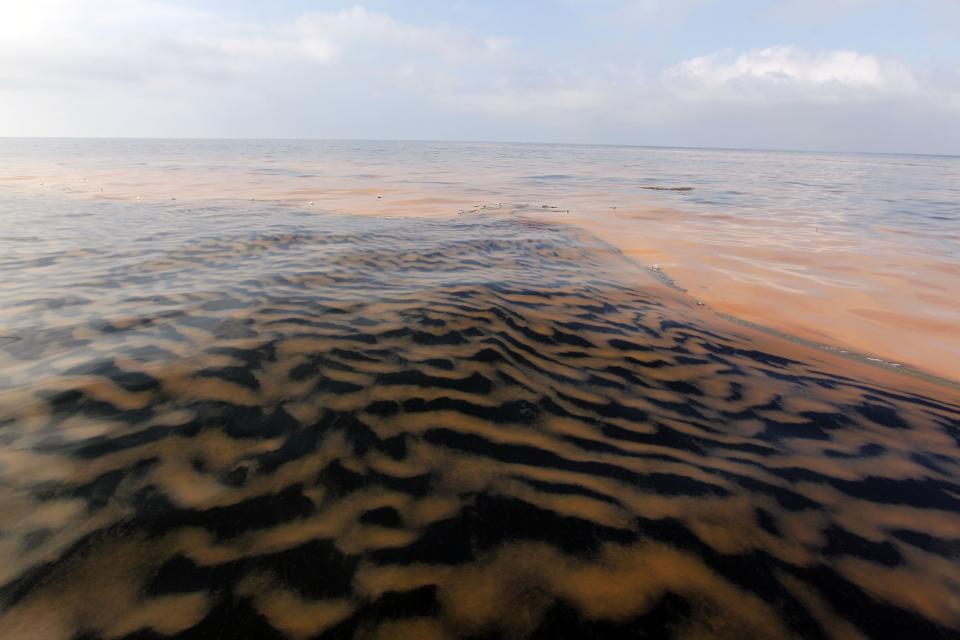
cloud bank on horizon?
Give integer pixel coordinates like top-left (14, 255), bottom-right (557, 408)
top-left (0, 0), bottom-right (957, 153)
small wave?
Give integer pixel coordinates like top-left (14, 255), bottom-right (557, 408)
top-left (640, 185), bottom-right (694, 191)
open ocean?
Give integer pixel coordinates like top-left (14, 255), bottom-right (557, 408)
top-left (0, 139), bottom-right (958, 639)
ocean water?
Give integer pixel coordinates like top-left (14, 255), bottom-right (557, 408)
top-left (3, 138), bottom-right (958, 229)
top-left (0, 140), bottom-right (959, 639)
top-left (1, 138), bottom-right (957, 379)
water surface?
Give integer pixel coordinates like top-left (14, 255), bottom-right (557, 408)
top-left (1, 138), bottom-right (957, 379)
top-left (0, 142), bottom-right (959, 639)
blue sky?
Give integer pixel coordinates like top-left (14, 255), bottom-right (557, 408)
top-left (1, 0), bottom-right (958, 153)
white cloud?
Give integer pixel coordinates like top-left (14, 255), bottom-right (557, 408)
top-left (665, 46), bottom-right (922, 103)
top-left (292, 6), bottom-right (508, 65)
top-left (651, 45), bottom-right (960, 152)
top-left (0, 2), bottom-right (507, 90)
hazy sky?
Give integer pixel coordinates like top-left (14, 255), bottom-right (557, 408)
top-left (1, 0), bottom-right (958, 153)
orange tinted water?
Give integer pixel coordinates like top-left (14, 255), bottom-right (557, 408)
top-left (0, 144), bottom-right (959, 638)
top-left (2, 139), bottom-right (956, 381)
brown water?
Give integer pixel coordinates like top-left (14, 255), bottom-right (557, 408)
top-left (2, 138), bottom-right (957, 382)
top-left (0, 140), bottom-right (959, 639)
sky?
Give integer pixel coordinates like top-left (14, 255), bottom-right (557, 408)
top-left (0, 0), bottom-right (958, 153)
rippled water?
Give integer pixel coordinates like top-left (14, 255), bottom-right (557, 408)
top-left (2, 139), bottom-right (958, 379)
top-left (0, 142), bottom-right (959, 639)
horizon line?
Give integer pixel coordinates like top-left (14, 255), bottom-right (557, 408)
top-left (0, 135), bottom-right (957, 159)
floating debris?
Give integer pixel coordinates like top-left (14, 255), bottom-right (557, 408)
top-left (457, 203), bottom-right (510, 216)
top-left (641, 186), bottom-right (694, 192)
top-left (457, 202), bottom-right (570, 216)
top-left (644, 263), bottom-right (686, 292)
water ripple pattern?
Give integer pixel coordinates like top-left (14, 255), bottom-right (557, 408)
top-left (0, 198), bottom-right (958, 640)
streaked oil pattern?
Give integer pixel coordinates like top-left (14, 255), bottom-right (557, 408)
top-left (0, 197), bottom-right (958, 640)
